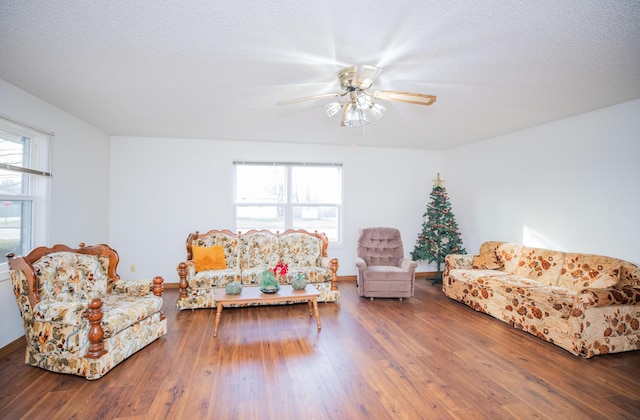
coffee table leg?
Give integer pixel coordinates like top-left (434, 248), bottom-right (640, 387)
top-left (312, 298), bottom-right (321, 331)
top-left (214, 303), bottom-right (223, 337)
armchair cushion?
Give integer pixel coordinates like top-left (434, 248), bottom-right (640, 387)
top-left (32, 300), bottom-right (88, 325)
top-left (35, 252), bottom-right (110, 301)
top-left (356, 227), bottom-right (405, 266)
top-left (112, 278), bottom-right (153, 296)
top-left (100, 295), bottom-right (164, 337)
top-left (363, 265), bottom-right (414, 281)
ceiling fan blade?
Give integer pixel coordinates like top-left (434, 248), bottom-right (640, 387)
top-left (340, 102), bottom-right (353, 126)
top-left (276, 92), bottom-right (343, 106)
top-left (373, 90), bottom-right (437, 106)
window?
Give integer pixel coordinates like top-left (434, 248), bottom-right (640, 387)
top-left (234, 162), bottom-right (342, 242)
top-left (0, 116), bottom-right (51, 272)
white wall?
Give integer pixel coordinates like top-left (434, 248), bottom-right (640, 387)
top-left (445, 99), bottom-right (640, 264)
top-left (109, 137), bottom-right (444, 282)
top-left (0, 79), bottom-right (110, 348)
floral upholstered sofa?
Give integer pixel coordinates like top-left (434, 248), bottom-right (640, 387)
top-left (443, 241), bottom-right (640, 358)
top-left (176, 229), bottom-right (340, 310)
top-left (7, 244), bottom-right (167, 379)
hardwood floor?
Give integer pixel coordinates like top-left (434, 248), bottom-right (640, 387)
top-left (1, 280), bottom-right (639, 419)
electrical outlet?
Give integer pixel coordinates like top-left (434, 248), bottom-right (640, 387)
top-left (130, 265), bottom-right (136, 273)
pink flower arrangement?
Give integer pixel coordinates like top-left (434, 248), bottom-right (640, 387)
top-left (270, 261), bottom-right (288, 277)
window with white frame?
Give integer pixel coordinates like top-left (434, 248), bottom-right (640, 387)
top-left (0, 116), bottom-right (51, 272)
top-left (234, 162), bottom-right (342, 243)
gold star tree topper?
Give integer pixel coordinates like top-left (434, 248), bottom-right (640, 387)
top-left (433, 173), bottom-right (445, 188)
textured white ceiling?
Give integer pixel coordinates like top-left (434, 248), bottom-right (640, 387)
top-left (1, 1), bottom-right (639, 150)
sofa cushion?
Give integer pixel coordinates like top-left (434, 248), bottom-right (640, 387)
top-left (449, 268), bottom-right (507, 285)
top-left (239, 231), bottom-right (282, 270)
top-left (189, 268), bottom-right (241, 288)
top-left (193, 245), bottom-right (227, 271)
top-left (496, 243), bottom-right (523, 274)
top-left (482, 277), bottom-right (575, 319)
top-left (519, 285), bottom-right (576, 319)
top-left (472, 241), bottom-right (504, 269)
top-left (557, 253), bottom-right (621, 292)
top-left (472, 254), bottom-right (500, 270)
top-left (482, 274), bottom-right (546, 294)
top-left (514, 247), bottom-right (564, 285)
top-left (620, 261), bottom-right (640, 288)
top-left (279, 232), bottom-right (326, 267)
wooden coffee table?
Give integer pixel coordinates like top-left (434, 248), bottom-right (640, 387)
top-left (213, 284), bottom-right (322, 337)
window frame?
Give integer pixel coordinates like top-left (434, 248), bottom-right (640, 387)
top-left (0, 115), bottom-right (52, 280)
top-left (233, 161), bottom-right (343, 244)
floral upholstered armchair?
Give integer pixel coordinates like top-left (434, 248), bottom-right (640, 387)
top-left (7, 243), bottom-right (167, 380)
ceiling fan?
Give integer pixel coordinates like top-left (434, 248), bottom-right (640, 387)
top-left (276, 65), bottom-right (437, 127)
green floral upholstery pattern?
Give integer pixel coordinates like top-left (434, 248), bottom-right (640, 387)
top-left (177, 229), bottom-right (339, 310)
top-left (9, 245), bottom-right (167, 380)
top-left (443, 242), bottom-right (640, 358)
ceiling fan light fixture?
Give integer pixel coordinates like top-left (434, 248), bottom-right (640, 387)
top-left (369, 103), bottom-right (387, 120)
top-left (344, 107), bottom-right (369, 127)
top-left (325, 101), bottom-right (342, 117)
top-left (277, 65), bottom-right (436, 128)
top-left (355, 94), bottom-right (372, 110)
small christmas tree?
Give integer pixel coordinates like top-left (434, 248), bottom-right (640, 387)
top-left (411, 174), bottom-right (466, 282)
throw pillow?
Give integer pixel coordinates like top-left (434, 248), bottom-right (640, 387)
top-left (472, 253), bottom-right (500, 270)
top-left (193, 245), bottom-right (227, 271)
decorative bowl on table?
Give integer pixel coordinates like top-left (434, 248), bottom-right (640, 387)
top-left (291, 273), bottom-right (308, 290)
top-left (260, 286), bottom-right (279, 294)
top-left (224, 281), bottom-right (242, 295)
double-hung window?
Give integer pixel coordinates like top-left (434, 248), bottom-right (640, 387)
top-left (234, 162), bottom-right (342, 243)
top-left (0, 116), bottom-right (52, 275)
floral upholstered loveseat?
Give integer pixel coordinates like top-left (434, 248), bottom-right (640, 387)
top-left (176, 229), bottom-right (340, 310)
top-left (7, 244), bottom-right (167, 380)
top-left (443, 241), bottom-right (640, 358)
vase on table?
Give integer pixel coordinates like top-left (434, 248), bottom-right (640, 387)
top-left (260, 270), bottom-right (280, 294)
top-left (291, 273), bottom-right (308, 290)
